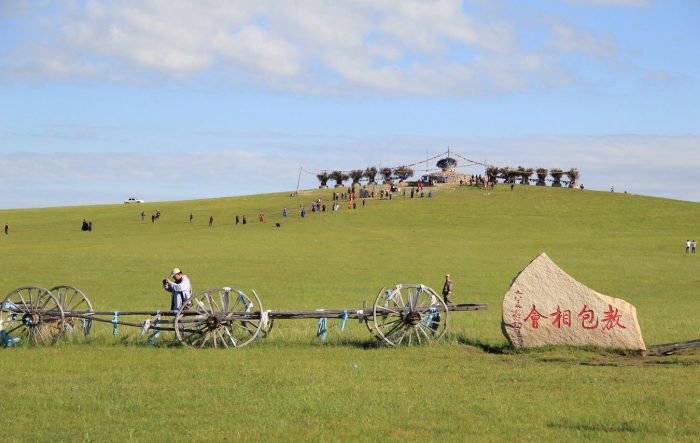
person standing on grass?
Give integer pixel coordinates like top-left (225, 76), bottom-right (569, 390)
top-left (162, 268), bottom-right (192, 311)
top-left (283, 208), bottom-right (287, 217)
top-left (141, 211), bottom-right (145, 221)
top-left (442, 274), bottom-right (453, 305)
top-left (692, 240), bottom-right (697, 254)
top-left (236, 215), bottom-right (240, 225)
top-left (687, 240), bottom-right (691, 254)
top-left (209, 216), bottom-right (213, 227)
top-left (259, 212), bottom-right (264, 223)
top-left (189, 213), bottom-right (193, 223)
top-left (242, 215), bottom-right (247, 225)
top-left (4, 223), bottom-right (8, 235)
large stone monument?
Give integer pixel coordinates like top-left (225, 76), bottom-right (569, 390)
top-left (502, 253), bottom-right (645, 350)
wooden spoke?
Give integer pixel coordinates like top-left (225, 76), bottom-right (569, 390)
top-left (174, 288), bottom-right (263, 349)
top-left (1, 287), bottom-right (64, 346)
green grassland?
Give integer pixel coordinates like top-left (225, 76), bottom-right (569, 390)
top-left (0, 185), bottom-right (698, 441)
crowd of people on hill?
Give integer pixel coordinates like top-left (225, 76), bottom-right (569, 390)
top-left (157, 183), bottom-right (433, 231)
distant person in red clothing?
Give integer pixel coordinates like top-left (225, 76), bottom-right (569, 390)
top-left (259, 212), bottom-right (264, 222)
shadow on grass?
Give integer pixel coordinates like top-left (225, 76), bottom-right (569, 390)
top-left (546, 420), bottom-right (654, 435)
top-left (455, 335), bottom-right (512, 354)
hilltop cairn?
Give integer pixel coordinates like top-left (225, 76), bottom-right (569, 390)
top-left (502, 253), bottom-right (645, 350)
top-left (425, 170), bottom-right (473, 184)
top-left (426, 156), bottom-right (472, 184)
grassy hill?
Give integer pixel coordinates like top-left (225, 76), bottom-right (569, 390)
top-left (0, 184), bottom-right (698, 441)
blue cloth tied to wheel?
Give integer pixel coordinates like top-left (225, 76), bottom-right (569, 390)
top-left (147, 311), bottom-right (161, 346)
top-left (316, 309), bottom-right (327, 342)
top-left (0, 330), bottom-right (20, 347)
top-left (340, 310), bottom-right (349, 332)
top-left (81, 318), bottom-right (93, 335)
top-left (112, 311), bottom-right (119, 335)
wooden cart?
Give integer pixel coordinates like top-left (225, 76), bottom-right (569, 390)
top-left (0, 284), bottom-right (486, 348)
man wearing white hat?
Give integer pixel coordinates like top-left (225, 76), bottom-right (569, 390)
top-left (163, 267), bottom-right (192, 311)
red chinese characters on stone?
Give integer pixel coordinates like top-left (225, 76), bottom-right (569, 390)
top-left (601, 304), bottom-right (626, 330)
top-left (549, 306), bottom-right (572, 328)
top-left (524, 305), bottom-right (548, 329)
top-left (577, 305), bottom-right (599, 329)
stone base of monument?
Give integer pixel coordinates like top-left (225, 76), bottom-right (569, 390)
top-left (502, 253), bottom-right (646, 350)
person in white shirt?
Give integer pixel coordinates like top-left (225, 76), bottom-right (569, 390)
top-left (687, 240), bottom-right (692, 254)
top-left (163, 267), bottom-right (192, 310)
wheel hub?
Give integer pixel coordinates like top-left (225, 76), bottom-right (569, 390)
top-left (22, 313), bottom-right (40, 326)
top-left (406, 311), bottom-right (421, 326)
top-left (205, 315), bottom-right (221, 330)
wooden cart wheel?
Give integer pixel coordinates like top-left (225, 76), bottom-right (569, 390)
top-left (0, 286), bottom-right (65, 346)
top-left (174, 287), bottom-right (264, 349)
top-left (49, 285), bottom-right (94, 336)
top-left (364, 287), bottom-right (386, 336)
top-left (372, 283), bottom-right (448, 347)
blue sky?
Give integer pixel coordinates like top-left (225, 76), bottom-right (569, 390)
top-left (1, 0), bottom-right (698, 208)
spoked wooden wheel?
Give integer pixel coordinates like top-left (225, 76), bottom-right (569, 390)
top-left (364, 287), bottom-right (387, 336)
top-left (372, 284), bottom-right (448, 347)
top-left (0, 286), bottom-right (65, 346)
top-left (174, 287), bottom-right (264, 349)
top-left (49, 285), bottom-right (94, 336)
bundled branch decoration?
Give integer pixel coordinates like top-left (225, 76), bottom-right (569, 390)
top-left (536, 168), bottom-right (548, 186)
top-left (364, 167), bottom-right (378, 184)
top-left (316, 171), bottom-right (330, 188)
top-left (349, 169), bottom-right (365, 185)
top-left (380, 167), bottom-right (394, 183)
top-left (393, 166), bottom-right (414, 182)
top-left (499, 166), bottom-right (518, 184)
top-left (517, 166), bottom-right (534, 185)
top-left (566, 168), bottom-right (580, 188)
top-left (329, 170), bottom-right (349, 187)
top-left (486, 166), bottom-right (499, 184)
top-left (550, 168), bottom-right (564, 187)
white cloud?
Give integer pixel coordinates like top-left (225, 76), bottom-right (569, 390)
top-left (383, 0), bottom-right (516, 54)
top-left (549, 23), bottom-right (617, 58)
top-left (213, 25), bottom-right (302, 77)
top-left (1, 0), bottom-right (624, 95)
